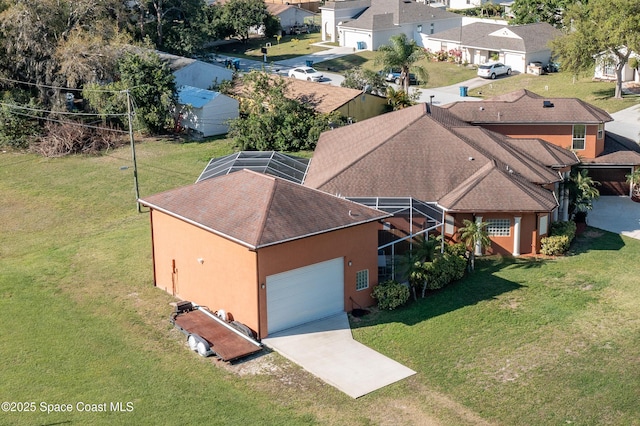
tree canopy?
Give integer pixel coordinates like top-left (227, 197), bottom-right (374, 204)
top-left (376, 33), bottom-right (428, 94)
top-left (228, 71), bottom-right (339, 151)
top-left (551, 0), bottom-right (640, 98)
top-left (510, 0), bottom-right (571, 27)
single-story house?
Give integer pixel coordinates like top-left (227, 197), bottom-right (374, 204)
top-left (303, 102), bottom-right (578, 257)
top-left (139, 169), bottom-right (390, 338)
top-left (233, 75), bottom-right (388, 123)
top-left (266, 3), bottom-right (317, 34)
top-left (593, 48), bottom-right (640, 83)
top-left (444, 89), bottom-right (640, 196)
top-left (424, 22), bottom-right (561, 73)
top-left (157, 51), bottom-right (234, 90)
top-left (177, 86), bottom-right (239, 137)
top-left (265, 0), bottom-right (320, 13)
top-left (282, 77), bottom-right (388, 122)
top-left (322, 0), bottom-right (462, 51)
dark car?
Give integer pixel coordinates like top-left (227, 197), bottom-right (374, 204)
top-left (380, 68), bottom-right (418, 85)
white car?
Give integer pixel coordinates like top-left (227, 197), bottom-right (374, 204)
top-left (477, 62), bottom-right (512, 79)
top-left (288, 66), bottom-right (323, 82)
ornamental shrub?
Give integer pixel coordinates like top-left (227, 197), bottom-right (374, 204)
top-left (550, 220), bottom-right (576, 240)
top-left (372, 280), bottom-right (410, 310)
top-left (540, 235), bottom-right (570, 256)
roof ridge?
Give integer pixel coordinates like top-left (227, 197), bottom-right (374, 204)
top-left (251, 171), bottom-right (277, 247)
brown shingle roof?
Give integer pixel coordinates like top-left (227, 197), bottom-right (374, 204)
top-left (140, 169), bottom-right (390, 249)
top-left (233, 75), bottom-right (370, 114)
top-left (304, 104), bottom-right (561, 212)
top-left (581, 133), bottom-right (640, 166)
top-left (444, 89), bottom-right (613, 124)
top-left (502, 138), bottom-right (579, 168)
top-left (438, 161), bottom-right (558, 212)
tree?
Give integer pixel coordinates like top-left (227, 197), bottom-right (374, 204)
top-left (457, 219), bottom-right (491, 271)
top-left (375, 33), bottom-right (428, 94)
top-left (551, 0), bottom-right (640, 99)
top-left (222, 0), bottom-right (268, 43)
top-left (385, 86), bottom-right (418, 110)
top-left (510, 0), bottom-right (571, 28)
top-left (627, 168), bottom-right (640, 199)
top-left (84, 52), bottom-right (177, 135)
top-left (567, 168), bottom-right (600, 220)
top-left (340, 67), bottom-right (387, 96)
top-left (228, 71), bottom-right (338, 151)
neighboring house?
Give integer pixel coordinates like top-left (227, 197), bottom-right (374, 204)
top-left (593, 48), bottom-right (640, 83)
top-left (265, 0), bottom-right (320, 13)
top-left (177, 86), bottom-right (239, 137)
top-left (233, 75), bottom-right (388, 123)
top-left (448, 0), bottom-right (495, 10)
top-left (320, 0), bottom-right (370, 44)
top-left (424, 22), bottom-right (561, 73)
top-left (139, 169), bottom-right (390, 338)
top-left (282, 77), bottom-right (388, 122)
top-left (266, 3), bottom-right (317, 34)
top-left (156, 51), bottom-right (233, 90)
top-left (322, 0), bottom-right (461, 51)
top-left (303, 103), bottom-right (578, 257)
top-left (444, 89), bottom-right (640, 196)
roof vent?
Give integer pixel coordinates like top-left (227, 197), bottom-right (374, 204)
top-left (543, 100), bottom-right (554, 108)
top-left (479, 106), bottom-right (484, 111)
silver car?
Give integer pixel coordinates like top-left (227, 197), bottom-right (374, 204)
top-left (477, 62), bottom-right (512, 79)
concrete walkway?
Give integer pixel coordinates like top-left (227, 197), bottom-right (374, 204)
top-left (262, 313), bottom-right (416, 398)
top-left (588, 196), bottom-right (640, 240)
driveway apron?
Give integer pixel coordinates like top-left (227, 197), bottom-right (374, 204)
top-left (262, 313), bottom-right (416, 398)
top-left (588, 196), bottom-right (640, 240)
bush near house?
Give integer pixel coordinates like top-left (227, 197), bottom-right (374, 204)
top-left (540, 220), bottom-right (577, 255)
top-left (372, 279), bottom-right (410, 310)
top-left (424, 253), bottom-right (467, 291)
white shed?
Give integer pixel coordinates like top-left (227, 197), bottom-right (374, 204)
top-left (177, 86), bottom-right (239, 137)
top-left (157, 51), bottom-right (234, 90)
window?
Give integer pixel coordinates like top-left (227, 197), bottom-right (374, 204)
top-left (356, 269), bottom-right (369, 291)
top-left (597, 122), bottom-right (604, 139)
top-left (572, 124), bottom-right (586, 150)
top-left (539, 215), bottom-right (548, 236)
top-left (430, 23), bottom-right (434, 35)
top-left (486, 219), bottom-right (511, 236)
top-left (445, 214), bottom-right (455, 235)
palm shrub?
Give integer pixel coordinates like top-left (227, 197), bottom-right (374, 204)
top-left (627, 168), bottom-right (640, 199)
top-left (371, 280), bottom-right (410, 310)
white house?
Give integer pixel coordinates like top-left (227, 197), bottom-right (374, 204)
top-left (157, 51), bottom-right (234, 90)
top-left (323, 0), bottom-right (461, 51)
top-left (266, 3), bottom-right (317, 33)
top-left (594, 48), bottom-right (640, 83)
top-left (424, 21), bottom-right (560, 73)
top-left (177, 86), bottom-right (239, 137)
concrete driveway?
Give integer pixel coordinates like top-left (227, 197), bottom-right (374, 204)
top-left (262, 313), bottom-right (415, 398)
top-left (588, 196), bottom-right (640, 240)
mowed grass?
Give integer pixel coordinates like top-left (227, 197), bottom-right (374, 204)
top-left (2, 140), bottom-right (640, 425)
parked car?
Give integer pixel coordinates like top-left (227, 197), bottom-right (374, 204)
top-left (477, 62), bottom-right (512, 79)
top-left (380, 68), bottom-right (417, 85)
top-left (288, 66), bottom-right (323, 82)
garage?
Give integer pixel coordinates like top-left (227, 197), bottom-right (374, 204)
top-left (504, 52), bottom-right (525, 73)
top-left (582, 167), bottom-right (632, 196)
top-left (266, 257), bottom-right (344, 334)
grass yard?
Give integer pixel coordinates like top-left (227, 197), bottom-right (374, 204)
top-left (2, 139), bottom-right (640, 425)
top-left (467, 71), bottom-right (640, 114)
top-left (208, 33), bottom-right (325, 63)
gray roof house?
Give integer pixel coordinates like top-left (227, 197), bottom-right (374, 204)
top-left (424, 22), bottom-right (561, 73)
top-left (322, 0), bottom-right (461, 51)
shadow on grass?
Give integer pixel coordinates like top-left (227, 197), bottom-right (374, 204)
top-left (313, 56), bottom-right (368, 72)
top-left (569, 227), bottom-right (625, 255)
top-left (352, 257), bottom-right (524, 329)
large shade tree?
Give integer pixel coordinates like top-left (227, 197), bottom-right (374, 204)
top-left (551, 0), bottom-right (640, 99)
top-left (510, 0), bottom-right (571, 28)
top-left (375, 33), bottom-right (428, 94)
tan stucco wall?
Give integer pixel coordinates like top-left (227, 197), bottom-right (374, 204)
top-left (148, 210), bottom-right (380, 339)
top-left (482, 123), bottom-right (603, 159)
top-left (148, 210), bottom-right (260, 333)
top-left (256, 221), bottom-right (380, 338)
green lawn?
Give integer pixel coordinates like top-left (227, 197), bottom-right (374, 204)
top-left (2, 140), bottom-right (640, 425)
top-left (208, 33), bottom-right (325, 62)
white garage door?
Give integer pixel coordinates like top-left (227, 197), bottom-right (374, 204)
top-left (504, 53), bottom-right (524, 73)
top-left (267, 257), bottom-right (344, 334)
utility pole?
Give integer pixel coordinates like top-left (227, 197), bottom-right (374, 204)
top-left (125, 90), bottom-right (141, 213)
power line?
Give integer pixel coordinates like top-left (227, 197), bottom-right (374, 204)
top-left (0, 102), bottom-right (129, 117)
top-left (0, 76), bottom-right (147, 94)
